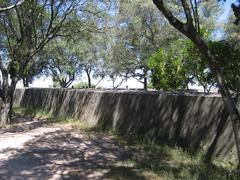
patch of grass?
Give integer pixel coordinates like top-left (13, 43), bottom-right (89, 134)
top-left (13, 106), bottom-right (240, 180)
top-left (104, 133), bottom-right (239, 180)
top-left (13, 106), bottom-right (94, 130)
top-left (13, 106), bottom-right (53, 120)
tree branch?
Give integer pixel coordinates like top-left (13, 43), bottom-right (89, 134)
top-left (180, 0), bottom-right (194, 26)
top-left (0, 0), bottom-right (25, 13)
top-left (152, 0), bottom-right (187, 35)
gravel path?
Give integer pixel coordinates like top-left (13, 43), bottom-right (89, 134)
top-left (0, 117), bottom-right (132, 180)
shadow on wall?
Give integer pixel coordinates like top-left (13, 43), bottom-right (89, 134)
top-left (14, 88), bottom-right (236, 162)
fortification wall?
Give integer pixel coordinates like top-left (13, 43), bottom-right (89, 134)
top-left (14, 88), bottom-right (238, 162)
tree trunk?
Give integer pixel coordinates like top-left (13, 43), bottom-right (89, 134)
top-left (218, 81), bottom-right (240, 168)
top-left (186, 34), bottom-right (240, 167)
top-left (8, 79), bottom-right (17, 122)
top-left (23, 77), bottom-right (29, 87)
top-left (0, 98), bottom-right (10, 126)
top-left (143, 68), bottom-right (148, 90)
top-left (87, 73), bottom-right (91, 88)
top-left (144, 77), bottom-right (147, 90)
top-left (0, 66), bottom-right (10, 126)
top-left (203, 86), bottom-right (207, 94)
top-left (168, 16), bottom-right (240, 167)
top-left (152, 0), bottom-right (240, 167)
top-left (112, 78), bottom-right (115, 89)
top-left (191, 36), bottom-right (240, 168)
top-left (0, 82), bottom-right (15, 126)
top-left (60, 81), bottom-right (67, 88)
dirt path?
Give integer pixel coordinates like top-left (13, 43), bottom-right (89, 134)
top-left (0, 126), bottom-right (60, 161)
top-left (0, 117), bottom-right (134, 180)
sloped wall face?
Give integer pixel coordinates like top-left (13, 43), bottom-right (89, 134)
top-left (14, 88), bottom-right (237, 162)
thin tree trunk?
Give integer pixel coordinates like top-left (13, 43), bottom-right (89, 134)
top-left (112, 78), bottom-right (115, 89)
top-left (60, 82), bottom-right (67, 88)
top-left (173, 14), bottom-right (240, 168)
top-left (0, 66), bottom-right (10, 125)
top-left (203, 86), bottom-right (207, 94)
top-left (23, 77), bottom-right (29, 87)
top-left (143, 68), bottom-right (148, 90)
top-left (87, 73), bottom-right (91, 88)
top-left (25, 77), bottom-right (29, 87)
top-left (0, 98), bottom-right (10, 126)
top-left (144, 77), bottom-right (147, 90)
top-left (94, 77), bottom-right (104, 87)
top-left (192, 36), bottom-right (240, 168)
top-left (191, 35), bottom-right (240, 168)
top-left (219, 83), bottom-right (240, 169)
top-left (8, 79), bottom-right (17, 123)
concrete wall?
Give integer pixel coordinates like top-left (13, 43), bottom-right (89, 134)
top-left (14, 88), bottom-right (238, 162)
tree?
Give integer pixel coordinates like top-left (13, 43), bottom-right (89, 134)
top-left (74, 35), bottom-right (105, 88)
top-left (17, 0), bottom-right (111, 89)
top-left (147, 40), bottom-right (192, 91)
top-left (20, 56), bottom-right (48, 87)
top-left (184, 39), bottom-right (240, 93)
top-left (111, 0), bottom-right (179, 90)
top-left (209, 40), bottom-right (240, 93)
top-left (184, 39), bottom-right (216, 93)
top-left (148, 39), bottom-right (231, 94)
top-left (0, 0), bottom-right (80, 125)
top-left (66, 2), bottom-right (113, 88)
top-left (224, 12), bottom-right (240, 47)
top-left (104, 56), bottom-right (129, 89)
top-left (45, 39), bottom-right (79, 88)
top-left (152, 0), bottom-right (240, 167)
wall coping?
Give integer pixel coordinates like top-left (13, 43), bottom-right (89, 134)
top-left (16, 88), bottom-right (222, 98)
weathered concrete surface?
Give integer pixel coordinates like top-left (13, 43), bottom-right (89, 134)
top-left (14, 88), bottom-right (238, 162)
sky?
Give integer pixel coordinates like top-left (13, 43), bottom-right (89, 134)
top-left (219, 0), bottom-right (236, 22)
top-left (16, 1), bottom-right (237, 91)
top-left (18, 74), bottom-right (144, 89)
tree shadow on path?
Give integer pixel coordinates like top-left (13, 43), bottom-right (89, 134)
top-left (0, 113), bottom-right (48, 134)
top-left (0, 129), bottom-right (144, 180)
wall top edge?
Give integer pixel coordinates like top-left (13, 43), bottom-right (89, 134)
top-left (15, 88), bottom-right (222, 98)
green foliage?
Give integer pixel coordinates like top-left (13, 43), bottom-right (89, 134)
top-left (147, 40), bottom-right (191, 91)
top-left (44, 39), bottom-right (80, 88)
top-left (184, 39), bottom-right (216, 93)
top-left (71, 29), bottom-right (107, 87)
top-left (8, 60), bottom-right (19, 78)
top-left (184, 39), bottom-right (240, 93)
top-left (74, 82), bottom-right (89, 88)
top-left (101, 0), bottom-right (181, 89)
top-left (209, 40), bottom-right (240, 92)
top-left (147, 37), bottom-right (239, 93)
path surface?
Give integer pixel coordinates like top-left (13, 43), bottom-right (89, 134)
top-left (0, 116), bottom-right (133, 180)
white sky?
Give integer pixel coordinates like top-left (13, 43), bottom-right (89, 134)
top-left (16, 74), bottom-right (144, 89)
top-left (16, 74), bottom-right (218, 93)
